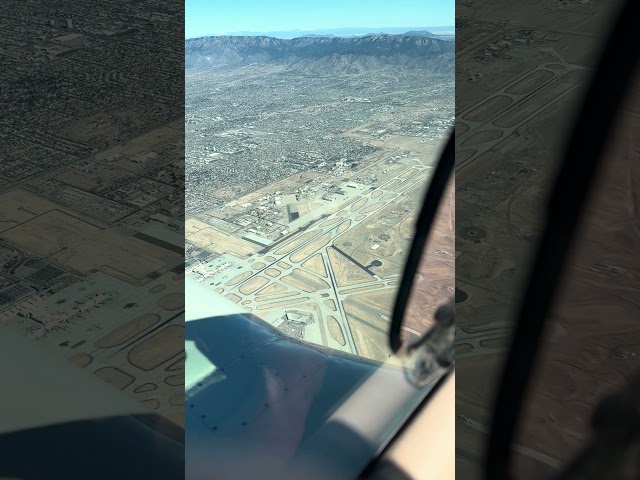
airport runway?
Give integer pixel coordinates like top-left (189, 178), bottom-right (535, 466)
top-left (204, 160), bottom-right (434, 358)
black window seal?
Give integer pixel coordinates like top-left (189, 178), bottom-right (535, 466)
top-left (388, 131), bottom-right (455, 353)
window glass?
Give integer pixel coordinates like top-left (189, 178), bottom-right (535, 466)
top-left (185, 2), bottom-right (455, 476)
top-left (185, 2), bottom-right (454, 365)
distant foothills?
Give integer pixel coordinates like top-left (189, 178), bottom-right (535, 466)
top-left (187, 26), bottom-right (455, 39)
top-left (185, 30), bottom-right (454, 74)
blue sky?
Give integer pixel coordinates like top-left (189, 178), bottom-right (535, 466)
top-left (186, 0), bottom-right (454, 38)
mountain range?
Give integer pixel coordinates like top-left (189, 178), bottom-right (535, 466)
top-left (185, 33), bottom-right (455, 74)
top-left (193, 26), bottom-right (455, 39)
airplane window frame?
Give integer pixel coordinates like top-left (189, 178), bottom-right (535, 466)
top-left (389, 131), bottom-right (455, 354)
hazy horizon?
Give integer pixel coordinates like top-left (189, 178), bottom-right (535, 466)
top-left (185, 25), bottom-right (455, 40)
top-left (186, 0), bottom-right (454, 39)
